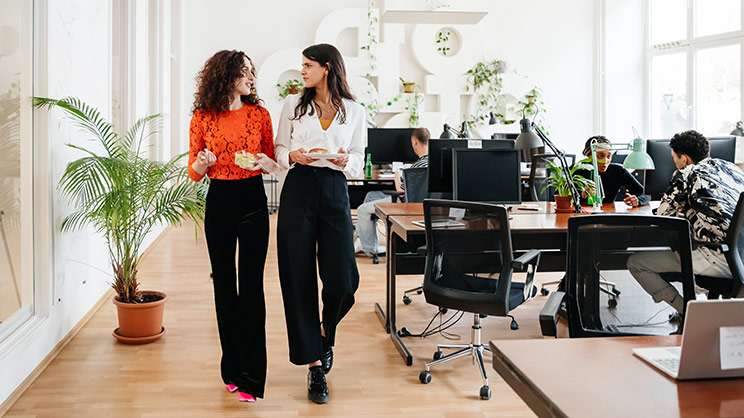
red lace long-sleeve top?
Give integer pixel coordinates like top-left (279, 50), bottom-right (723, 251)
top-left (188, 103), bottom-right (275, 182)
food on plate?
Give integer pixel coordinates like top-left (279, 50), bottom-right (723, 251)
top-left (235, 150), bottom-right (257, 169)
top-left (308, 147), bottom-right (328, 154)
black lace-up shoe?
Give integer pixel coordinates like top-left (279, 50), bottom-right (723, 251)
top-left (307, 366), bottom-right (329, 404)
top-left (321, 347), bottom-right (333, 375)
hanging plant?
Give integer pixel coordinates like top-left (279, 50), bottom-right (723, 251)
top-left (518, 86), bottom-right (549, 135)
top-left (466, 59), bottom-right (515, 126)
top-left (404, 92), bottom-right (423, 128)
top-left (436, 29), bottom-right (451, 56)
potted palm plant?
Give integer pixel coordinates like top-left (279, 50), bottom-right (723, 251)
top-left (541, 158), bottom-right (594, 212)
top-left (33, 97), bottom-right (206, 344)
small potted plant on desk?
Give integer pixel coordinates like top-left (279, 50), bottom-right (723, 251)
top-left (541, 158), bottom-right (594, 212)
top-left (33, 97), bottom-right (206, 344)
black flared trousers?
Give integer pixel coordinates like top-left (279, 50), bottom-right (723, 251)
top-left (204, 176), bottom-right (269, 398)
top-left (277, 165), bottom-right (360, 365)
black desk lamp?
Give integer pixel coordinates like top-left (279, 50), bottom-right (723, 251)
top-left (731, 121), bottom-right (744, 136)
top-left (515, 107), bottom-right (583, 213)
top-left (439, 121), bottom-right (472, 139)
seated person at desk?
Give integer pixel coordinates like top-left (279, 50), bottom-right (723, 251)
top-left (574, 135), bottom-right (650, 207)
top-left (627, 130), bottom-right (744, 313)
top-left (353, 127), bottom-right (430, 256)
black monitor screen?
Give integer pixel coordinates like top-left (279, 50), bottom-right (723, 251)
top-left (644, 136), bottom-right (737, 198)
top-left (366, 128), bottom-right (418, 164)
top-left (428, 139), bottom-right (515, 193)
top-left (452, 149), bottom-right (522, 204)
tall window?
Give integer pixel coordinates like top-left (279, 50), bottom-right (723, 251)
top-left (648, 0), bottom-right (743, 137)
top-left (0, 0), bottom-right (34, 341)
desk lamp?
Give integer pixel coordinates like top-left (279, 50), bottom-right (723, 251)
top-left (439, 121), bottom-right (472, 139)
top-left (516, 107), bottom-right (583, 213)
top-left (589, 132), bottom-right (655, 212)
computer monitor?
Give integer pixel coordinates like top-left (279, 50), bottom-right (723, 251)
top-left (491, 132), bottom-right (519, 141)
top-left (452, 149), bottom-right (522, 204)
top-left (366, 128), bottom-right (418, 164)
top-left (428, 138), bottom-right (515, 193)
top-left (644, 136), bottom-right (737, 199)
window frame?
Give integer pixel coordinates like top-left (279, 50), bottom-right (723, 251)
top-left (646, 0), bottom-right (744, 137)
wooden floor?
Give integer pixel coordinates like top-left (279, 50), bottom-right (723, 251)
top-left (5, 215), bottom-right (570, 418)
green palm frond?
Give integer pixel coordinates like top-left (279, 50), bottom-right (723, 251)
top-left (541, 158), bottom-right (595, 198)
top-left (34, 96), bottom-right (206, 303)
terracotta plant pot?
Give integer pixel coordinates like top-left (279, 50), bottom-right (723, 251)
top-left (288, 85), bottom-right (299, 95)
top-left (112, 290), bottom-right (167, 344)
top-left (403, 82), bottom-right (416, 94)
top-left (554, 195), bottom-right (574, 213)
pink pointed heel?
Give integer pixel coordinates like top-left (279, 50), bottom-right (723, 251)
top-left (238, 392), bottom-right (256, 403)
top-left (225, 384), bottom-right (239, 393)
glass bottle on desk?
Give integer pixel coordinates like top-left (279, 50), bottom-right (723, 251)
top-left (365, 153), bottom-right (372, 179)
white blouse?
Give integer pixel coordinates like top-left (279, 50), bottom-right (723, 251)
top-left (274, 95), bottom-right (366, 178)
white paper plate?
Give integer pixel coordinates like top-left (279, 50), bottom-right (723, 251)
top-left (303, 153), bottom-right (344, 159)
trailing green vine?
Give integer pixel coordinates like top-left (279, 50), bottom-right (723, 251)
top-left (466, 59), bottom-right (515, 126)
top-left (436, 29), bottom-right (451, 56)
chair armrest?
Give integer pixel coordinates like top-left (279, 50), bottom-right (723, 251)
top-left (512, 249), bottom-right (541, 271)
top-left (693, 240), bottom-right (729, 253)
top-left (382, 190), bottom-right (404, 203)
top-left (539, 291), bottom-right (565, 338)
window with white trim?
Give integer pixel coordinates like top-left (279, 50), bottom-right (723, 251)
top-left (647, 0), bottom-right (743, 137)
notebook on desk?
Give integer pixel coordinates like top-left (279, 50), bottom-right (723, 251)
top-left (632, 299), bottom-right (744, 380)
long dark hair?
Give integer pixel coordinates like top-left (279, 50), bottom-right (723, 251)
top-left (292, 43), bottom-right (355, 124)
top-left (192, 50), bottom-right (262, 114)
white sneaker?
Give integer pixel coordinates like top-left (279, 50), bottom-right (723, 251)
top-left (354, 237), bottom-right (363, 254)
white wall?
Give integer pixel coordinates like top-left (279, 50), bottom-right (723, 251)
top-left (178, 0), bottom-right (600, 156)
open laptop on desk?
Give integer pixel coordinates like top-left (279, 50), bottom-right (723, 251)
top-left (633, 299), bottom-right (744, 380)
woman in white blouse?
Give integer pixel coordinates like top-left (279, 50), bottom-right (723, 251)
top-left (274, 43), bottom-right (365, 405)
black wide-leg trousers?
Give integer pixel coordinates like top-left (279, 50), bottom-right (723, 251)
top-left (277, 165), bottom-right (360, 365)
top-left (204, 176), bottom-right (269, 398)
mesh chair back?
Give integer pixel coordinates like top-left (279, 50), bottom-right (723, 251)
top-left (566, 214), bottom-right (695, 337)
top-left (402, 167), bottom-right (429, 203)
top-left (422, 199), bottom-right (530, 316)
top-left (725, 192), bottom-right (744, 297)
top-left (528, 153), bottom-right (576, 201)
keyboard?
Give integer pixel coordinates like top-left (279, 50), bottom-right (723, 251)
top-left (653, 357), bottom-right (680, 373)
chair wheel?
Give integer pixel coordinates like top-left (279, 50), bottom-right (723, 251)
top-left (510, 319), bottom-right (519, 330)
top-left (608, 298), bottom-right (618, 308)
top-left (372, 255), bottom-right (379, 265)
top-left (612, 288), bottom-right (621, 296)
top-left (433, 350), bottom-right (443, 360)
top-left (403, 296), bottom-right (412, 305)
top-left (419, 371), bottom-right (431, 384)
top-left (416, 290), bottom-right (423, 295)
top-left (540, 288), bottom-right (549, 296)
top-left (480, 385), bottom-right (491, 400)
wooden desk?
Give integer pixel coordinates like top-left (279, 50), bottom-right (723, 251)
top-left (490, 336), bottom-right (744, 418)
top-left (375, 201), bottom-right (656, 365)
top-left (347, 169), bottom-right (396, 208)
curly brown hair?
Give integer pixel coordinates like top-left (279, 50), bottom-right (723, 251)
top-left (192, 50), bottom-right (262, 114)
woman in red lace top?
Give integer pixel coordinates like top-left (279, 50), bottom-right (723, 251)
top-left (189, 49), bottom-right (274, 403)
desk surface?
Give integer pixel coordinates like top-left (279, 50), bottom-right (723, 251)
top-left (386, 202), bottom-right (656, 242)
top-left (490, 336), bottom-right (744, 418)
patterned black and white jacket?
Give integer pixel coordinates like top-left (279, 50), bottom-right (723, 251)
top-left (658, 157), bottom-right (744, 245)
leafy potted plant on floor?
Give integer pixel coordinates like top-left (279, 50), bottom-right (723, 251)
top-left (33, 97), bottom-right (206, 344)
top-left (541, 158), bottom-right (594, 212)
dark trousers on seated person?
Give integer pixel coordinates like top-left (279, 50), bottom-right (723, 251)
top-left (627, 247), bottom-right (730, 312)
top-left (205, 176), bottom-right (269, 398)
top-left (277, 165), bottom-right (360, 365)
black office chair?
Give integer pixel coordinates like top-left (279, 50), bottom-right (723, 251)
top-left (417, 199), bottom-right (540, 400)
top-left (398, 167), bottom-right (434, 302)
top-left (527, 153), bottom-right (576, 201)
top-left (659, 191), bottom-right (744, 300)
top-left (539, 214), bottom-right (696, 338)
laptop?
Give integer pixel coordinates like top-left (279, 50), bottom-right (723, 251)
top-left (632, 299), bottom-right (744, 380)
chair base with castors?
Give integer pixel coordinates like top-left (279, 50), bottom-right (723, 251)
top-left (418, 313), bottom-right (497, 400)
top-left (541, 278), bottom-right (620, 307)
